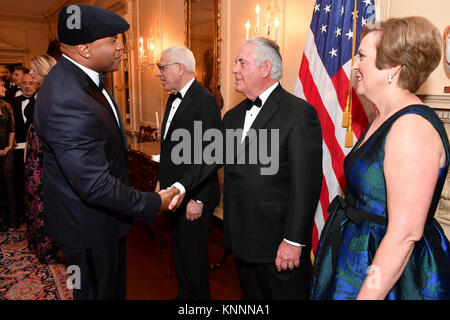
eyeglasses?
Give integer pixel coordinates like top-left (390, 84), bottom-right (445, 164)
top-left (156, 62), bottom-right (179, 72)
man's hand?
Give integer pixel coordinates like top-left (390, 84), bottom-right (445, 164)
top-left (168, 191), bottom-right (185, 211)
top-left (158, 188), bottom-right (180, 211)
top-left (275, 240), bottom-right (302, 272)
top-left (186, 200), bottom-right (203, 221)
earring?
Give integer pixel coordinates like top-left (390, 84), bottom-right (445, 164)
top-left (86, 53), bottom-right (90, 58)
top-left (388, 75), bottom-right (392, 84)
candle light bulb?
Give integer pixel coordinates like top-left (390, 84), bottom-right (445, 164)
top-left (274, 18), bottom-right (279, 42)
top-left (255, 5), bottom-right (260, 34)
top-left (245, 20), bottom-right (251, 39)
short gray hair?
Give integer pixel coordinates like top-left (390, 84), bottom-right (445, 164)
top-left (161, 46), bottom-right (196, 73)
top-left (243, 37), bottom-right (282, 80)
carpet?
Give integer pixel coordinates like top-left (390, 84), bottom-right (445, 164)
top-left (0, 226), bottom-right (72, 300)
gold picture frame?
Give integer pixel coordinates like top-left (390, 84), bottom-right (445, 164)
top-left (185, 0), bottom-right (223, 107)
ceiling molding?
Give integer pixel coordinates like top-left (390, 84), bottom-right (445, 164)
top-left (0, 11), bottom-right (48, 24)
top-left (43, 0), bottom-right (74, 18)
top-left (0, 35), bottom-right (27, 53)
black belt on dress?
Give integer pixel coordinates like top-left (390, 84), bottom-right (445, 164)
top-left (326, 195), bottom-right (387, 270)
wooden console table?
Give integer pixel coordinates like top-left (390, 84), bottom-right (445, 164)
top-left (127, 142), bottom-right (228, 275)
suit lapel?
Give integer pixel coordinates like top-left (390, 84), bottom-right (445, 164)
top-left (235, 84), bottom-right (282, 161)
top-left (160, 96), bottom-right (172, 145)
top-left (161, 80), bottom-right (199, 147)
top-left (61, 58), bottom-right (126, 147)
top-left (103, 86), bottom-right (128, 150)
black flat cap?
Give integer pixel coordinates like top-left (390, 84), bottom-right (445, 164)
top-left (58, 4), bottom-right (130, 45)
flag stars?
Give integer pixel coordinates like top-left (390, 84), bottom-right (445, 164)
top-left (351, 10), bottom-right (359, 19)
top-left (340, 6), bottom-right (344, 15)
top-left (345, 29), bottom-right (353, 40)
top-left (323, 4), bottom-right (331, 13)
top-left (314, 3), bottom-right (320, 12)
top-left (363, 0), bottom-right (372, 6)
top-left (362, 18), bottom-right (368, 27)
top-left (334, 27), bottom-right (342, 37)
top-left (320, 24), bottom-right (328, 33)
top-left (329, 48), bottom-right (338, 58)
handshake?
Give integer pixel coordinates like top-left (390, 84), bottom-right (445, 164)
top-left (158, 187), bottom-right (185, 212)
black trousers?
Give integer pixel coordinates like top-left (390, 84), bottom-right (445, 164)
top-left (13, 149), bottom-right (25, 227)
top-left (170, 206), bottom-right (213, 300)
top-left (60, 237), bottom-right (127, 300)
top-left (235, 252), bottom-right (311, 300)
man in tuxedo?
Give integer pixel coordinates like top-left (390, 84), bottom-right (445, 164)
top-left (33, 4), bottom-right (179, 300)
top-left (156, 46), bottom-right (221, 299)
top-left (173, 38), bottom-right (323, 299)
top-left (12, 73), bottom-right (37, 229)
top-left (5, 67), bottom-right (29, 104)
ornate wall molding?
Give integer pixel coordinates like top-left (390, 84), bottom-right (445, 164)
top-left (418, 94), bottom-right (450, 120)
top-left (375, 0), bottom-right (391, 20)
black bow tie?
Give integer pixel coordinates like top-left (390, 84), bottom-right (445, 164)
top-left (169, 92), bottom-right (183, 101)
top-left (21, 95), bottom-right (32, 102)
top-left (246, 97), bottom-right (262, 110)
top-left (98, 74), bottom-right (106, 90)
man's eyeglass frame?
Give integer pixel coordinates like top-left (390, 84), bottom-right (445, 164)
top-left (156, 62), bottom-right (180, 72)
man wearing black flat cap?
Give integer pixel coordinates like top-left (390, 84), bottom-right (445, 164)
top-left (33, 4), bottom-right (180, 300)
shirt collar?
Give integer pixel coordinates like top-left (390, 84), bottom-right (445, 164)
top-left (178, 77), bottom-right (195, 98)
top-left (62, 54), bottom-right (101, 87)
top-left (257, 81), bottom-right (279, 106)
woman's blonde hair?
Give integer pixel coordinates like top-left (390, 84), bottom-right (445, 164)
top-left (361, 16), bottom-right (442, 93)
top-left (30, 54), bottom-right (57, 77)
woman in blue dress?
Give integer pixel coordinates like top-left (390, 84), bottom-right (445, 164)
top-left (311, 16), bottom-right (450, 300)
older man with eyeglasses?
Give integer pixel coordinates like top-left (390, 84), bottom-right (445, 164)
top-left (155, 46), bottom-right (221, 300)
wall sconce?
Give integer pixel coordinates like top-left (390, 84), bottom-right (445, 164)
top-left (138, 28), bottom-right (160, 72)
top-left (245, 0), bottom-right (281, 42)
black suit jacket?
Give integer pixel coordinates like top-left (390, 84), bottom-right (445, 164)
top-left (158, 80), bottom-right (221, 210)
top-left (179, 84), bottom-right (323, 264)
top-left (4, 83), bottom-right (20, 105)
top-left (12, 94), bottom-right (35, 143)
top-left (34, 57), bottom-right (161, 249)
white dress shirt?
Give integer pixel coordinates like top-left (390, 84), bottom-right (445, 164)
top-left (163, 77), bottom-right (195, 140)
top-left (166, 78), bottom-right (196, 196)
top-left (62, 54), bottom-right (120, 127)
top-left (15, 95), bottom-right (34, 150)
top-left (241, 81), bottom-right (280, 143)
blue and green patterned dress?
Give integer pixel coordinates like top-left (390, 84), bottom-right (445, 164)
top-left (311, 105), bottom-right (450, 300)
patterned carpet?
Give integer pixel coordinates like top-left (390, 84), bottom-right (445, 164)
top-left (0, 225), bottom-right (72, 300)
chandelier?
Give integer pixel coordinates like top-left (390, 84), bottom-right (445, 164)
top-left (138, 28), bottom-right (160, 72)
top-left (245, 0), bottom-right (281, 42)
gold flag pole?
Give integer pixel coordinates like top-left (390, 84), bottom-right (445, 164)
top-left (343, 0), bottom-right (358, 148)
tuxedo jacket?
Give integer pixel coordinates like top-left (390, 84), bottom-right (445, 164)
top-left (180, 84), bottom-right (323, 264)
top-left (158, 80), bottom-right (221, 210)
top-left (34, 57), bottom-right (161, 249)
top-left (12, 94), bottom-right (35, 143)
top-left (4, 82), bottom-right (20, 105)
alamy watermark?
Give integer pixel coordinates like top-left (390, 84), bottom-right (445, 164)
top-left (169, 121), bottom-right (280, 176)
top-left (66, 5), bottom-right (81, 30)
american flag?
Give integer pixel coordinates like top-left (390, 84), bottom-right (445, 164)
top-left (294, 0), bottom-right (373, 255)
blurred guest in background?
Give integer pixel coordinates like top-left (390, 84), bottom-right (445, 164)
top-left (11, 73), bottom-right (37, 230)
top-left (24, 54), bottom-right (60, 263)
top-left (5, 67), bottom-right (29, 104)
top-left (0, 79), bottom-right (15, 232)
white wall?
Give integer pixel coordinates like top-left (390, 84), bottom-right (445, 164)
top-left (388, 0), bottom-right (450, 95)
